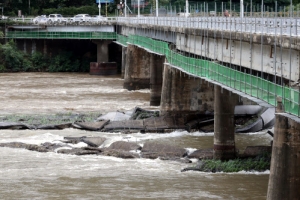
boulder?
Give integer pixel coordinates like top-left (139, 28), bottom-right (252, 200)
top-left (188, 148), bottom-right (213, 159)
top-left (0, 142), bottom-right (49, 152)
top-left (100, 148), bottom-right (140, 159)
top-left (241, 146), bottom-right (272, 158)
top-left (108, 141), bottom-right (141, 151)
top-left (141, 141), bottom-right (187, 159)
top-left (81, 137), bottom-right (106, 147)
top-left (72, 120), bottom-right (110, 131)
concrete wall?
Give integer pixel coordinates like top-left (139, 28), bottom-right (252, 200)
top-left (176, 33), bottom-right (300, 82)
top-left (160, 64), bottom-right (214, 115)
top-left (123, 44), bottom-right (151, 90)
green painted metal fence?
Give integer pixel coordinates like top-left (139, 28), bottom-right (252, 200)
top-left (6, 31), bottom-right (117, 39)
top-left (118, 34), bottom-right (300, 117)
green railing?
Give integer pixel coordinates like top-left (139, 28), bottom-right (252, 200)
top-left (6, 31), bottom-right (117, 39)
top-left (117, 34), bottom-right (300, 117)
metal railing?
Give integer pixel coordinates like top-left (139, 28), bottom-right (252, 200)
top-left (118, 34), bottom-right (300, 117)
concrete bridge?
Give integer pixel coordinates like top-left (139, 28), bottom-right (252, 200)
top-left (5, 16), bottom-right (300, 199)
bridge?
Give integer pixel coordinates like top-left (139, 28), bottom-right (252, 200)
top-left (4, 15), bottom-right (300, 199)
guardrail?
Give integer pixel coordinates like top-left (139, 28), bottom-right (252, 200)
top-left (118, 34), bottom-right (300, 117)
top-left (6, 16), bottom-right (300, 36)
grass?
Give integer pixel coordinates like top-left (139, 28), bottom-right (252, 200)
top-left (183, 152), bottom-right (271, 173)
top-left (0, 112), bottom-right (102, 126)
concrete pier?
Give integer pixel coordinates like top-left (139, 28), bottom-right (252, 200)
top-left (213, 85), bottom-right (239, 160)
top-left (160, 65), bottom-right (214, 116)
top-left (267, 99), bottom-right (300, 199)
top-left (150, 54), bottom-right (165, 106)
top-left (121, 46), bottom-right (127, 79)
top-left (123, 45), bottom-right (150, 90)
top-left (94, 40), bottom-right (111, 63)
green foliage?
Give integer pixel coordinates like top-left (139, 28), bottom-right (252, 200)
top-left (197, 152), bottom-right (271, 173)
top-left (0, 40), bottom-right (24, 72)
top-left (0, 40), bottom-right (89, 73)
top-left (48, 51), bottom-right (80, 72)
top-left (43, 5), bottom-right (101, 16)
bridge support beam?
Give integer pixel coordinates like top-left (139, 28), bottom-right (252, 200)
top-left (121, 46), bottom-right (127, 79)
top-left (267, 99), bottom-right (300, 200)
top-left (123, 45), bottom-right (150, 90)
top-left (94, 40), bottom-right (110, 63)
top-left (150, 54), bottom-right (165, 106)
top-left (213, 85), bottom-right (239, 160)
top-left (160, 65), bottom-right (214, 116)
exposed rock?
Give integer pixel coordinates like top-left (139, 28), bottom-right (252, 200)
top-left (100, 148), bottom-right (140, 159)
top-left (241, 146), bottom-right (272, 158)
top-left (36, 123), bottom-right (72, 130)
top-left (72, 120), bottom-right (110, 131)
top-left (57, 148), bottom-right (101, 155)
top-left (63, 136), bottom-right (87, 144)
top-left (0, 142), bottom-right (49, 152)
top-left (81, 137), bottom-right (106, 147)
top-left (41, 142), bottom-right (72, 151)
top-left (130, 107), bottom-right (159, 120)
top-left (108, 141), bottom-right (142, 151)
top-left (141, 141), bottom-right (187, 159)
top-left (0, 122), bottom-right (34, 130)
top-left (188, 148), bottom-right (213, 159)
top-left (102, 120), bottom-right (144, 132)
top-left (97, 112), bottom-right (131, 121)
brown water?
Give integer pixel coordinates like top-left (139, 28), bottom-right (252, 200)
top-left (0, 73), bottom-right (272, 199)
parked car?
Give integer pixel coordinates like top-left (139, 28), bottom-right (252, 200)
top-left (48, 14), bottom-right (67, 25)
top-left (91, 15), bottom-right (107, 24)
top-left (69, 14), bottom-right (92, 25)
top-left (32, 15), bottom-right (48, 25)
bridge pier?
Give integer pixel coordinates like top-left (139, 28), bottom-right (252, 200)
top-left (160, 65), bottom-right (214, 116)
top-left (213, 85), bottom-right (239, 160)
top-left (150, 54), bottom-right (165, 106)
top-left (121, 46), bottom-right (127, 79)
top-left (94, 40), bottom-right (111, 63)
top-left (123, 45), bottom-right (150, 90)
top-left (267, 98), bottom-right (300, 200)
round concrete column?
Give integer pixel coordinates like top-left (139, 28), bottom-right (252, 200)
top-left (213, 85), bottom-right (238, 160)
top-left (123, 45), bottom-right (150, 90)
top-left (150, 54), bottom-right (165, 106)
top-left (267, 109), bottom-right (300, 199)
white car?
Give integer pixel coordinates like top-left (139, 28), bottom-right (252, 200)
top-left (69, 14), bottom-right (92, 25)
top-left (48, 14), bottom-right (67, 25)
top-left (91, 15), bottom-right (107, 23)
top-left (32, 15), bottom-right (48, 25)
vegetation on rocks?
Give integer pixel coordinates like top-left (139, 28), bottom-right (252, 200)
top-left (0, 112), bottom-right (102, 126)
top-left (182, 152), bottom-right (271, 173)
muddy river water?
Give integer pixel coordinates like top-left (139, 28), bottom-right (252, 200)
top-left (0, 73), bottom-right (272, 199)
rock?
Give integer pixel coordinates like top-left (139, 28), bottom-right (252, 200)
top-left (0, 142), bottom-right (49, 152)
top-left (81, 137), bottom-right (106, 147)
top-left (129, 107), bottom-right (159, 120)
top-left (72, 120), bottom-right (110, 131)
top-left (188, 148), bottom-right (213, 159)
top-left (57, 148), bottom-right (101, 155)
top-left (141, 141), bottom-right (187, 159)
top-left (108, 141), bottom-right (141, 151)
top-left (100, 148), bottom-right (140, 159)
top-left (97, 111), bottom-right (131, 121)
top-left (41, 142), bottom-right (72, 151)
top-left (36, 123), bottom-right (72, 130)
top-left (241, 146), bottom-right (272, 158)
top-left (102, 120), bottom-right (144, 132)
top-left (63, 136), bottom-right (87, 144)
top-left (0, 122), bottom-right (34, 130)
